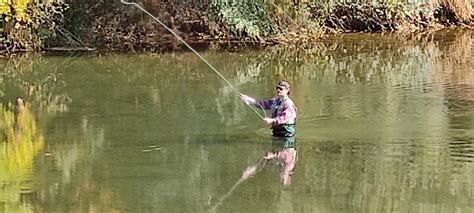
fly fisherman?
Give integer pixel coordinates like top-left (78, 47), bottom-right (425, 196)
top-left (241, 81), bottom-right (297, 137)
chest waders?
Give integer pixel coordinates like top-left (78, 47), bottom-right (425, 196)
top-left (271, 98), bottom-right (296, 137)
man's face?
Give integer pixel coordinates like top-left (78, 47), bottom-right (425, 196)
top-left (276, 86), bottom-right (289, 97)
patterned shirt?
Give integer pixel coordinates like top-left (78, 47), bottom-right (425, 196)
top-left (256, 96), bottom-right (297, 125)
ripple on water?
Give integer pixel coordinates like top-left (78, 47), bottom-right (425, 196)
top-left (448, 136), bottom-right (474, 163)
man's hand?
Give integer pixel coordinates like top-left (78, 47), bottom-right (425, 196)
top-left (263, 117), bottom-right (275, 124)
top-left (240, 94), bottom-right (256, 105)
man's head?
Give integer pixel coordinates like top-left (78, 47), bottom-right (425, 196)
top-left (276, 81), bottom-right (291, 96)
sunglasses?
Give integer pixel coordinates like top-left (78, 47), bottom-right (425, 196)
top-left (276, 86), bottom-right (286, 90)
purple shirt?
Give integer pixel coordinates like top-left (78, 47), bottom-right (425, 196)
top-left (256, 96), bottom-right (297, 125)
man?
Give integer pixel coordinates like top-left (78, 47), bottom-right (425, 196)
top-left (241, 81), bottom-right (297, 137)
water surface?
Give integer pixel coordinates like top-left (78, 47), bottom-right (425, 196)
top-left (1, 29), bottom-right (473, 212)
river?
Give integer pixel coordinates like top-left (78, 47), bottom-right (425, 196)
top-left (1, 29), bottom-right (473, 212)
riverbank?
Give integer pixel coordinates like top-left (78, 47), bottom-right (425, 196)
top-left (0, 1), bottom-right (473, 56)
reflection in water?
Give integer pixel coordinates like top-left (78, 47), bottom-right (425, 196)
top-left (298, 138), bottom-right (473, 212)
top-left (32, 115), bottom-right (109, 212)
top-left (210, 136), bottom-right (297, 212)
top-left (265, 136), bottom-right (297, 186)
top-left (0, 54), bottom-right (71, 113)
top-left (0, 29), bottom-right (473, 212)
top-left (209, 155), bottom-right (267, 212)
top-left (0, 98), bottom-right (44, 213)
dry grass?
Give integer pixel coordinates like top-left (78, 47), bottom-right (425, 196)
top-left (434, 0), bottom-right (474, 23)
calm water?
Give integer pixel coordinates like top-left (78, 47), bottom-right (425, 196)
top-left (1, 29), bottom-right (473, 212)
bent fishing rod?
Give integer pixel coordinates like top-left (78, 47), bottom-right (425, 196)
top-left (120, 0), bottom-right (266, 120)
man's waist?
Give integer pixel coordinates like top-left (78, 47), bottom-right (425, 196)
top-left (273, 123), bottom-right (295, 126)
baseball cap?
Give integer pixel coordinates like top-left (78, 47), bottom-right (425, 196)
top-left (276, 81), bottom-right (290, 90)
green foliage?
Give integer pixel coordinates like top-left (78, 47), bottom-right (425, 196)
top-left (209, 1), bottom-right (277, 40)
top-left (1, 2), bottom-right (69, 52)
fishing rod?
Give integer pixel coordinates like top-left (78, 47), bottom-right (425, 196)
top-left (120, 0), bottom-right (266, 120)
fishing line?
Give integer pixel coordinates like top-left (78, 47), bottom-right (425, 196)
top-left (120, 0), bottom-right (266, 120)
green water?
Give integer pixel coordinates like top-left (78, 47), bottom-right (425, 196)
top-left (1, 29), bottom-right (473, 212)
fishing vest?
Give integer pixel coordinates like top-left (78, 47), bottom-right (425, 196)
top-left (271, 97), bottom-right (296, 137)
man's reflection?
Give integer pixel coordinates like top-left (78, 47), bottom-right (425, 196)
top-left (240, 136), bottom-right (297, 186)
top-left (211, 137), bottom-right (297, 210)
top-left (264, 136), bottom-right (297, 186)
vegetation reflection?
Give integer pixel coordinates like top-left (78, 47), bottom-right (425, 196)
top-left (0, 98), bottom-right (44, 213)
